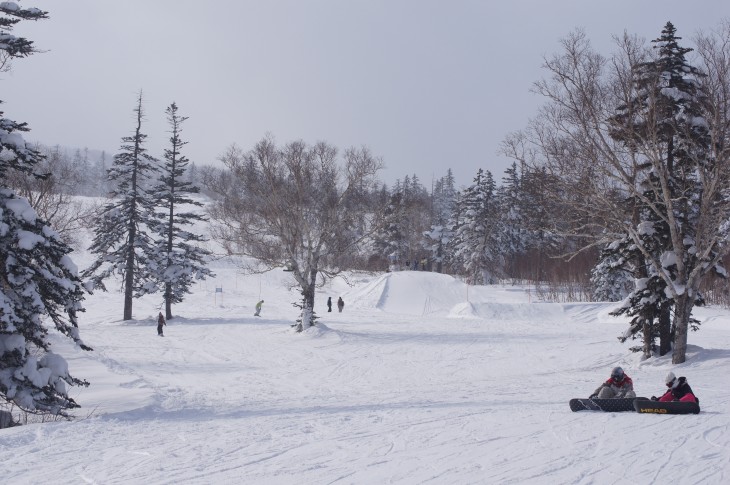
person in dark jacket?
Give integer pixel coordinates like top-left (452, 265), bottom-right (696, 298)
top-left (157, 312), bottom-right (166, 336)
top-left (652, 372), bottom-right (698, 403)
top-left (337, 297), bottom-right (344, 313)
top-left (327, 297), bottom-right (332, 312)
top-left (590, 366), bottom-right (636, 399)
top-left (254, 300), bottom-right (264, 317)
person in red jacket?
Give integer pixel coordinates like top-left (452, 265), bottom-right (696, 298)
top-left (590, 366), bottom-right (636, 399)
top-left (652, 372), bottom-right (698, 403)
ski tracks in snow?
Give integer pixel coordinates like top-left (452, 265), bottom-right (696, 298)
top-left (5, 271), bottom-right (730, 484)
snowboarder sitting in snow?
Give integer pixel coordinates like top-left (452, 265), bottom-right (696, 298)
top-left (651, 372), bottom-right (698, 403)
top-left (157, 312), bottom-right (166, 336)
top-left (590, 366), bottom-right (636, 399)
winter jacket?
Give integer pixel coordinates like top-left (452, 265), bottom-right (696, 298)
top-left (592, 375), bottom-right (634, 398)
top-left (157, 313), bottom-right (166, 335)
top-left (657, 377), bottom-right (697, 403)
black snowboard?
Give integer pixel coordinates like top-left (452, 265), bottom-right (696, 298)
top-left (633, 398), bottom-right (700, 415)
top-left (569, 397), bottom-right (640, 412)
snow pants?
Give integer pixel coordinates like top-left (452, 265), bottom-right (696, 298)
top-left (659, 392), bottom-right (696, 403)
top-left (597, 387), bottom-right (636, 399)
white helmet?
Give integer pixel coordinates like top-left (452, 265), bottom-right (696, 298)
top-left (665, 372), bottom-right (677, 387)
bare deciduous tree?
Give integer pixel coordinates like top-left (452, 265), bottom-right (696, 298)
top-left (5, 145), bottom-right (95, 248)
top-left (209, 135), bottom-right (382, 332)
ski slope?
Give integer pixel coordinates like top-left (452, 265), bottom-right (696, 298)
top-left (2, 260), bottom-right (730, 484)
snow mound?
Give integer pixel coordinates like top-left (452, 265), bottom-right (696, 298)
top-left (448, 301), bottom-right (480, 318)
top-left (346, 271), bottom-right (467, 316)
top-left (469, 301), bottom-right (568, 321)
top-left (344, 272), bottom-right (556, 321)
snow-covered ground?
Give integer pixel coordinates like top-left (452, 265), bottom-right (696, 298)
top-left (2, 221), bottom-right (730, 483)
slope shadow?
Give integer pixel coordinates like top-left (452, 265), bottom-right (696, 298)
top-left (101, 398), bottom-right (517, 424)
top-left (117, 316), bottom-right (286, 327)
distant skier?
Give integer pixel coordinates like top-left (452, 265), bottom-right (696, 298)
top-left (254, 300), bottom-right (264, 317)
top-left (157, 312), bottom-right (166, 337)
top-left (651, 372), bottom-right (698, 403)
top-left (590, 366), bottom-right (635, 399)
top-left (337, 297), bottom-right (344, 313)
top-left (327, 297), bottom-right (332, 312)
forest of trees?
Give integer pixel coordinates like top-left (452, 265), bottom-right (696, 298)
top-left (4, 0), bottom-right (730, 421)
top-left (202, 151), bottom-right (597, 283)
top-left (193, 21), bottom-right (730, 363)
top-left (13, 96), bottom-right (730, 354)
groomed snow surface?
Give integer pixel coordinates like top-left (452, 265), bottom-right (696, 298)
top-left (3, 261), bottom-right (730, 484)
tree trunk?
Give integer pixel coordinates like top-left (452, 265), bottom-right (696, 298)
top-left (123, 95), bottom-right (143, 321)
top-left (165, 147), bottom-right (176, 321)
top-left (296, 268), bottom-right (318, 332)
top-left (123, 241), bottom-right (134, 321)
top-left (672, 293), bottom-right (694, 364)
top-left (658, 302), bottom-right (672, 356)
top-left (641, 316), bottom-right (653, 360)
top-left (165, 282), bottom-right (173, 320)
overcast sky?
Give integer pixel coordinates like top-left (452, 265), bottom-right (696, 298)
top-left (3, 0), bottom-right (728, 187)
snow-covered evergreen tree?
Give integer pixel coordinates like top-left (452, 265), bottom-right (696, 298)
top-left (590, 237), bottom-right (634, 303)
top-left (373, 190), bottom-right (408, 269)
top-left (423, 169), bottom-right (457, 273)
top-left (449, 168), bottom-right (501, 284)
top-left (593, 219), bottom-right (667, 358)
top-left (498, 162), bottom-right (528, 278)
top-left (602, 181), bottom-right (673, 358)
top-left (401, 175), bottom-right (428, 264)
top-left (1, 2), bottom-right (91, 417)
top-left (83, 92), bottom-right (159, 321)
top-left (149, 102), bottom-right (213, 320)
top-left (371, 175), bottom-right (431, 269)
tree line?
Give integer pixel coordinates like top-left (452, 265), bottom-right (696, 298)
top-left (202, 21), bottom-right (730, 366)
